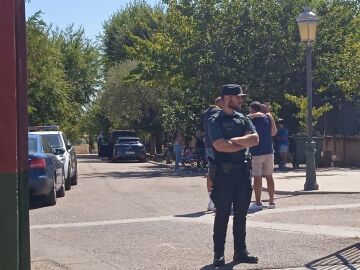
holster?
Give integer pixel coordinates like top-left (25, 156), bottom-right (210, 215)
top-left (216, 155), bottom-right (252, 175)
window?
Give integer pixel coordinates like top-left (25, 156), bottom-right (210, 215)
top-left (116, 138), bottom-right (141, 144)
top-left (28, 137), bottom-right (38, 153)
top-left (41, 137), bottom-right (53, 154)
top-left (42, 134), bottom-right (63, 148)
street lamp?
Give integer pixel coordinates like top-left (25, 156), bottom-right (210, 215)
top-left (296, 7), bottom-right (319, 190)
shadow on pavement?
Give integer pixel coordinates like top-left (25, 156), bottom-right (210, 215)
top-left (200, 261), bottom-right (238, 270)
top-left (29, 196), bottom-right (50, 210)
top-left (174, 211), bottom-right (209, 218)
top-left (77, 159), bottom-right (108, 163)
top-left (305, 242), bottom-right (360, 269)
top-left (80, 168), bottom-right (206, 180)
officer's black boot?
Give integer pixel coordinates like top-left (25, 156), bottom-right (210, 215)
top-left (233, 250), bottom-right (258, 264)
top-left (213, 254), bottom-right (225, 267)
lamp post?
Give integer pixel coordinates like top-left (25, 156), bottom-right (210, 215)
top-left (296, 7), bottom-right (319, 190)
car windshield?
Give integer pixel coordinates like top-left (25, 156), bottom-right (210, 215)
top-left (28, 137), bottom-right (38, 153)
top-left (42, 134), bottom-right (63, 148)
top-left (117, 139), bottom-right (140, 144)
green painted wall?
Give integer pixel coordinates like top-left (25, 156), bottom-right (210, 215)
top-left (0, 172), bottom-right (30, 270)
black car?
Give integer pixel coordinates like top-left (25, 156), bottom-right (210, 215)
top-left (98, 130), bottom-right (137, 159)
top-left (112, 137), bottom-right (146, 162)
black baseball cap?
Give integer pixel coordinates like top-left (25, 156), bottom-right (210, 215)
top-left (220, 84), bottom-right (247, 97)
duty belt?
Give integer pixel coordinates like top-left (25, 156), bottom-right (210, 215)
top-left (218, 162), bottom-right (245, 173)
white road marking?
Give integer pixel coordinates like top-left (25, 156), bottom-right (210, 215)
top-left (250, 202), bottom-right (360, 216)
top-left (247, 221), bottom-right (360, 238)
top-left (30, 203), bottom-right (360, 238)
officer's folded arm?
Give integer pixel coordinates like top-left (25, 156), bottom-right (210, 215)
top-left (230, 132), bottom-right (259, 148)
top-left (212, 139), bottom-right (246, 153)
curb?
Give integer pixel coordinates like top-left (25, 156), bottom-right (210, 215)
top-left (76, 154), bottom-right (101, 159)
top-left (147, 160), bottom-right (173, 168)
top-left (263, 187), bottom-right (360, 195)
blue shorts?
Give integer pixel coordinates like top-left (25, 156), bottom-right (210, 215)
top-left (278, 145), bottom-right (288, 153)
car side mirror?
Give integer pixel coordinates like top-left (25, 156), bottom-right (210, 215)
top-left (53, 148), bottom-right (65, 155)
top-left (66, 144), bottom-right (72, 150)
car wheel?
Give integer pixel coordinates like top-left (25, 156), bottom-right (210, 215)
top-left (57, 172), bottom-right (65, 198)
top-left (71, 170), bottom-right (78, 185)
top-left (45, 180), bottom-right (57, 206)
top-left (65, 166), bottom-right (71, 191)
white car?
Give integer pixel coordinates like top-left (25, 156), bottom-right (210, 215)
top-left (29, 129), bottom-right (77, 190)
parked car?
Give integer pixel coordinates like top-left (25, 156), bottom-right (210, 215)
top-left (112, 137), bottom-right (147, 162)
top-left (98, 130), bottom-right (138, 159)
top-left (29, 126), bottom-right (77, 190)
top-left (28, 133), bottom-right (65, 206)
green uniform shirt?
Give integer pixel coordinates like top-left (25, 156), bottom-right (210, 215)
top-left (208, 110), bottom-right (256, 163)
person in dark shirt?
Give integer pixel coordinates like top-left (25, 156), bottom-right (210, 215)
top-left (248, 101), bottom-right (277, 211)
top-left (195, 130), bottom-right (205, 163)
top-left (208, 84), bottom-right (259, 267)
top-left (203, 97), bottom-right (222, 154)
top-left (202, 97), bottom-right (222, 211)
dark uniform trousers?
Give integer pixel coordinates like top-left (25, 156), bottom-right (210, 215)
top-left (211, 165), bottom-right (252, 256)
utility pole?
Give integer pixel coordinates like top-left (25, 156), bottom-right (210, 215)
top-left (0, 0), bottom-right (31, 269)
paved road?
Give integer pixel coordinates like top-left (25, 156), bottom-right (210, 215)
top-left (30, 159), bottom-right (360, 270)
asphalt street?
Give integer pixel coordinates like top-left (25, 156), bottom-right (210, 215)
top-left (30, 159), bottom-right (360, 270)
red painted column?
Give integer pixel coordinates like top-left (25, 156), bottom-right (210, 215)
top-left (0, 0), bottom-right (30, 269)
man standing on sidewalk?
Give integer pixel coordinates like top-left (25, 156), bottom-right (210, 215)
top-left (208, 84), bottom-right (259, 267)
top-left (203, 97), bottom-right (222, 211)
top-left (248, 101), bottom-right (277, 211)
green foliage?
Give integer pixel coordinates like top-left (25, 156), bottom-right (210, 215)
top-left (284, 93), bottom-right (333, 130)
top-left (335, 15), bottom-right (360, 104)
top-left (54, 25), bottom-right (102, 107)
top-left (27, 12), bottom-right (102, 141)
top-left (100, 0), bottom-right (360, 136)
top-left (27, 13), bottom-right (70, 126)
top-left (79, 100), bottom-right (112, 144)
top-left (100, 61), bottom-right (163, 133)
top-left (101, 0), bottom-right (164, 68)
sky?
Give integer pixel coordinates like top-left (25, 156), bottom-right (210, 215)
top-left (25, 0), bottom-right (159, 41)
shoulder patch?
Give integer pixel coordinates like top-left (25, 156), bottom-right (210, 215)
top-left (210, 110), bottom-right (221, 120)
top-left (234, 112), bottom-right (246, 119)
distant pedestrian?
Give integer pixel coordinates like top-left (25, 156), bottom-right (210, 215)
top-left (248, 101), bottom-right (277, 211)
top-left (276, 119), bottom-right (289, 169)
top-left (195, 130), bottom-right (206, 166)
top-left (173, 132), bottom-right (184, 172)
top-left (202, 97), bottom-right (222, 211)
top-left (208, 84), bottom-right (259, 267)
top-left (97, 132), bottom-right (104, 154)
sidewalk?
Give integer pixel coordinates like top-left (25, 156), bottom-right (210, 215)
top-left (147, 159), bottom-right (360, 195)
top-left (77, 155), bottom-right (360, 195)
top-left (270, 167), bottom-right (360, 194)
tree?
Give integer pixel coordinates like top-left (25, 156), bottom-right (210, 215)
top-left (27, 12), bottom-right (70, 127)
top-left (102, 0), bottom-right (164, 68)
top-left (27, 12), bottom-right (102, 140)
top-left (285, 93), bottom-right (333, 132)
top-left (101, 0), bottom-right (360, 137)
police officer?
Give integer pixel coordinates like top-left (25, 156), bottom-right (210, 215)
top-left (208, 84), bottom-right (259, 267)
